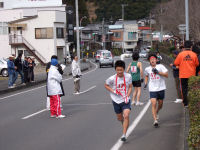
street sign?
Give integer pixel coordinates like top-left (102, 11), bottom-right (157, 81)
top-left (178, 24), bottom-right (186, 31)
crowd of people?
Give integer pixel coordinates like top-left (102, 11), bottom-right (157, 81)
top-left (7, 53), bottom-right (35, 88)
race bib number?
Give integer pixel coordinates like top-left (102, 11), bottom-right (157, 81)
top-left (131, 66), bottom-right (137, 73)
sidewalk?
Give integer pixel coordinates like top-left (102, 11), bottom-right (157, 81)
top-left (0, 60), bottom-right (93, 95)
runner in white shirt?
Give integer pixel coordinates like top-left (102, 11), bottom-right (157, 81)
top-left (105, 60), bottom-right (132, 142)
top-left (144, 53), bottom-right (168, 127)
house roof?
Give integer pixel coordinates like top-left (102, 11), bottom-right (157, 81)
top-left (138, 26), bottom-right (152, 30)
top-left (8, 15), bottom-right (38, 24)
top-left (115, 20), bottom-right (137, 25)
top-left (109, 25), bottom-right (123, 30)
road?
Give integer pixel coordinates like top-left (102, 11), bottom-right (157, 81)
top-left (0, 58), bottom-right (184, 150)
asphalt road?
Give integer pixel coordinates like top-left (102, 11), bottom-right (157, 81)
top-left (0, 57), bottom-right (184, 150)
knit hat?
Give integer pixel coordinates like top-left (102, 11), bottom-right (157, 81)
top-left (172, 50), bottom-right (179, 55)
top-left (51, 58), bottom-right (58, 66)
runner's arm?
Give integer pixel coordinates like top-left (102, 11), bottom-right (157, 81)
top-left (158, 71), bottom-right (168, 78)
top-left (127, 84), bottom-right (132, 97)
top-left (138, 62), bottom-right (143, 79)
top-left (126, 63), bottom-right (131, 73)
top-left (144, 75), bottom-right (148, 85)
top-left (104, 83), bottom-right (115, 93)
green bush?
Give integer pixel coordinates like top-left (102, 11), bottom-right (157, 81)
top-left (111, 48), bottom-right (123, 56)
top-left (188, 76), bottom-right (200, 150)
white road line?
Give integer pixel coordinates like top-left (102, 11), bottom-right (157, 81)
top-left (22, 109), bottom-right (47, 120)
top-left (21, 85), bottom-right (97, 120)
top-left (110, 100), bottom-right (151, 150)
top-left (63, 102), bottom-right (112, 106)
top-left (0, 60), bottom-right (98, 100)
top-left (75, 85), bottom-right (96, 95)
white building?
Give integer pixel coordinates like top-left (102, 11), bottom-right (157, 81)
top-left (0, 0), bottom-right (69, 64)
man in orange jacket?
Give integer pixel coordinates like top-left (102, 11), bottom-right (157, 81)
top-left (174, 41), bottom-right (199, 107)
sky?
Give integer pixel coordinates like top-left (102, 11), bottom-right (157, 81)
top-left (1, 0), bottom-right (62, 9)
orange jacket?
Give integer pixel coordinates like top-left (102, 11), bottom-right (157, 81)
top-left (174, 50), bottom-right (199, 78)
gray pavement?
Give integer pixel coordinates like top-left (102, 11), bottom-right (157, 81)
top-left (0, 57), bottom-right (185, 150)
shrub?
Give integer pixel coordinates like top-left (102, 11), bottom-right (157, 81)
top-left (188, 76), bottom-right (200, 150)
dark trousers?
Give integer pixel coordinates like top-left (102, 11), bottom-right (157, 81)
top-left (24, 71), bottom-right (28, 83)
top-left (180, 78), bottom-right (188, 106)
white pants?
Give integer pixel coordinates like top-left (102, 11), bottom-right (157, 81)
top-left (47, 97), bottom-right (62, 109)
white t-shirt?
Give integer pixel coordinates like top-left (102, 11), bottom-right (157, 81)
top-left (106, 73), bottom-right (132, 104)
top-left (144, 64), bottom-right (168, 92)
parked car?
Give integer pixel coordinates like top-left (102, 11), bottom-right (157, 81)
top-left (124, 51), bottom-right (133, 58)
top-left (99, 51), bottom-right (114, 68)
top-left (95, 50), bottom-right (109, 62)
top-left (139, 50), bottom-right (148, 58)
top-left (0, 58), bottom-right (8, 77)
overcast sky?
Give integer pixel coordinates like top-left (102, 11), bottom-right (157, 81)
top-left (1, 0), bottom-right (62, 9)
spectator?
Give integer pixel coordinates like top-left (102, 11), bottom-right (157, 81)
top-left (170, 50), bottom-right (182, 102)
top-left (31, 58), bottom-right (36, 82)
top-left (156, 52), bottom-right (162, 64)
top-left (7, 55), bottom-right (17, 88)
top-left (46, 55), bottom-right (65, 110)
top-left (71, 56), bottom-right (82, 94)
top-left (47, 58), bottom-right (65, 118)
top-left (23, 57), bottom-right (29, 84)
top-left (27, 57), bottom-right (34, 82)
top-left (13, 53), bottom-right (25, 85)
top-left (174, 40), bottom-right (199, 107)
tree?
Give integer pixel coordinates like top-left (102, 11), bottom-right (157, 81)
top-left (152, 0), bottom-right (200, 41)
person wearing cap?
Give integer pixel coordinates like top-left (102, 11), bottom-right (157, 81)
top-left (144, 53), bottom-right (168, 127)
top-left (47, 58), bottom-right (65, 118)
top-left (46, 55), bottom-right (65, 110)
top-left (174, 40), bottom-right (199, 107)
top-left (7, 55), bottom-right (17, 88)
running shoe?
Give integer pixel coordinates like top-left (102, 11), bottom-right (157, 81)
top-left (132, 101), bottom-right (136, 105)
top-left (50, 115), bottom-right (56, 118)
top-left (153, 120), bottom-right (159, 127)
top-left (136, 102), bottom-right (144, 106)
top-left (121, 136), bottom-right (126, 142)
top-left (156, 115), bottom-right (159, 120)
top-left (56, 115), bottom-right (66, 118)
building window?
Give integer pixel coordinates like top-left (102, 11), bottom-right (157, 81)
top-left (128, 32), bottom-right (137, 40)
top-left (0, 22), bottom-right (8, 35)
top-left (114, 32), bottom-right (121, 38)
top-left (0, 2), bottom-right (4, 8)
top-left (56, 28), bottom-right (64, 38)
top-left (35, 28), bottom-right (53, 39)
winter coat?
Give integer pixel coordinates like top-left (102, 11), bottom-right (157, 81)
top-left (71, 60), bottom-right (81, 77)
top-left (47, 65), bottom-right (63, 96)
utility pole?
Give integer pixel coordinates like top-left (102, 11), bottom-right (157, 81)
top-left (185, 0), bottom-right (189, 40)
top-left (102, 18), bottom-right (106, 49)
top-left (150, 13), bottom-right (153, 47)
top-left (160, 7), bottom-right (163, 42)
top-left (121, 4), bottom-right (128, 53)
top-left (121, 4), bottom-right (128, 21)
top-left (75, 0), bottom-right (80, 61)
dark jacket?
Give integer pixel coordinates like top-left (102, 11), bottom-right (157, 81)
top-left (14, 57), bottom-right (23, 72)
top-left (23, 60), bottom-right (29, 72)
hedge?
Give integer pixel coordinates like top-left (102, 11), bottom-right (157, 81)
top-left (188, 76), bottom-right (200, 150)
